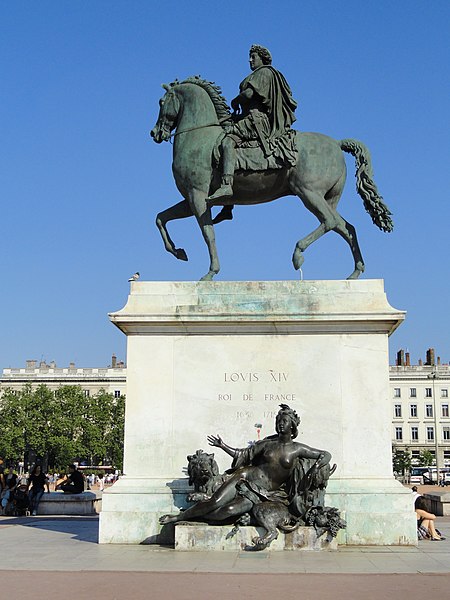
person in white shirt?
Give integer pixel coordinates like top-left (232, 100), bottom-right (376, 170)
top-left (411, 485), bottom-right (421, 504)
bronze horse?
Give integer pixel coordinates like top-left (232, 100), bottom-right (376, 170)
top-left (150, 77), bottom-right (393, 281)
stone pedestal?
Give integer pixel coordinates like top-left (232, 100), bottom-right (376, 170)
top-left (99, 280), bottom-right (417, 546)
top-left (174, 524), bottom-right (338, 551)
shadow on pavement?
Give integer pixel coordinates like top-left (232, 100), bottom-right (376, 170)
top-left (0, 516), bottom-right (99, 543)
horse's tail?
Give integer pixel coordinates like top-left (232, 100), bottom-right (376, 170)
top-left (340, 139), bottom-right (393, 233)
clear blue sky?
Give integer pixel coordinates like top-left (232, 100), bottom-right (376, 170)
top-left (1, 1), bottom-right (449, 369)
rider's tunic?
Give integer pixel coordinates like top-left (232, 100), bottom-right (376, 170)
top-left (229, 65), bottom-right (298, 166)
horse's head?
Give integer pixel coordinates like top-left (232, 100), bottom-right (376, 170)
top-left (150, 82), bottom-right (180, 143)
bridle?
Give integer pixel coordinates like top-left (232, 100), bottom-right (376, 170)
top-left (156, 88), bottom-right (232, 142)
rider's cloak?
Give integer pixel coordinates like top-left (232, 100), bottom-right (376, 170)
top-left (239, 65), bottom-right (298, 138)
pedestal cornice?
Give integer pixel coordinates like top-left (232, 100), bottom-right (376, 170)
top-left (109, 279), bottom-right (405, 336)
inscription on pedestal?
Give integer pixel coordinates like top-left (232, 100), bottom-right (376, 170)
top-left (212, 370), bottom-right (300, 433)
top-left (218, 370), bottom-right (296, 407)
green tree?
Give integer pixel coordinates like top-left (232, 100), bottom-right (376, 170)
top-left (51, 386), bottom-right (89, 468)
top-left (0, 388), bottom-right (27, 460)
top-left (78, 389), bottom-right (125, 469)
top-left (0, 384), bottom-right (125, 471)
top-left (105, 394), bottom-right (125, 470)
top-left (392, 449), bottom-right (412, 475)
top-left (419, 450), bottom-right (435, 466)
top-left (25, 384), bottom-right (59, 459)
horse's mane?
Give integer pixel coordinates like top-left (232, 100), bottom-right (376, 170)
top-left (172, 76), bottom-right (232, 124)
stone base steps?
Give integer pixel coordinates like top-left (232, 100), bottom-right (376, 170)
top-left (174, 523), bottom-right (338, 551)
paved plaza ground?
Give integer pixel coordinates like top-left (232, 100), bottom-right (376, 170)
top-left (0, 485), bottom-right (448, 599)
top-left (1, 511), bottom-right (450, 599)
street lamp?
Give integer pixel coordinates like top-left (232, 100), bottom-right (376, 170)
top-left (428, 370), bottom-right (440, 484)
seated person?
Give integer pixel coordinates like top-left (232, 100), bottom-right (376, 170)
top-left (55, 464), bottom-right (84, 494)
top-left (4, 467), bottom-right (18, 491)
top-left (1, 480), bottom-right (16, 515)
top-left (415, 496), bottom-right (445, 540)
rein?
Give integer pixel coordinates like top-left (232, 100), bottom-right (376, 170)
top-left (168, 117), bottom-right (231, 141)
top-left (168, 122), bottom-right (220, 140)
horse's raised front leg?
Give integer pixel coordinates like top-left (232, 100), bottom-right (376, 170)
top-left (155, 200), bottom-right (192, 261)
top-left (292, 223), bottom-right (327, 271)
top-left (189, 189), bottom-right (220, 281)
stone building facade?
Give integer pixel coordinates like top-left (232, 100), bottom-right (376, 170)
top-left (0, 354), bottom-right (126, 398)
top-left (390, 348), bottom-right (450, 467)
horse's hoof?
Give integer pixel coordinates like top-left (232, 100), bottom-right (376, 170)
top-left (347, 271), bottom-right (361, 280)
top-left (292, 248), bottom-right (305, 271)
top-left (347, 262), bottom-right (365, 280)
top-left (200, 272), bottom-right (216, 281)
top-left (175, 248), bottom-right (188, 261)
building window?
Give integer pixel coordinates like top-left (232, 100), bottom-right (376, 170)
top-left (442, 389), bottom-right (449, 398)
top-left (410, 404), bottom-right (418, 418)
top-left (427, 426), bottom-right (434, 441)
top-left (426, 404), bottom-right (433, 418)
top-left (395, 427), bottom-right (403, 441)
top-left (394, 388), bottom-right (401, 398)
top-left (442, 404), bottom-right (449, 418)
top-left (444, 450), bottom-right (450, 461)
top-left (443, 427), bottom-right (450, 441)
top-left (394, 404), bottom-right (402, 418)
top-left (114, 390), bottom-right (121, 398)
top-left (84, 389), bottom-right (90, 397)
top-left (411, 426), bottom-right (419, 441)
top-left (410, 388), bottom-right (417, 398)
top-left (425, 388), bottom-right (432, 398)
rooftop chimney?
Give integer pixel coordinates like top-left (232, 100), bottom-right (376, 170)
top-left (405, 352), bottom-right (410, 366)
top-left (418, 359), bottom-right (423, 366)
top-left (111, 354), bottom-right (117, 368)
top-left (396, 349), bottom-right (405, 366)
top-left (69, 362), bottom-right (76, 370)
top-left (26, 360), bottom-right (37, 369)
top-left (425, 348), bottom-right (436, 366)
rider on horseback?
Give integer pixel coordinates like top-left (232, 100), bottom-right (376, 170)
top-left (210, 44), bottom-right (298, 223)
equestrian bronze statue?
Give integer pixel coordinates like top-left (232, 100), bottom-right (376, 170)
top-left (151, 44), bottom-right (393, 281)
